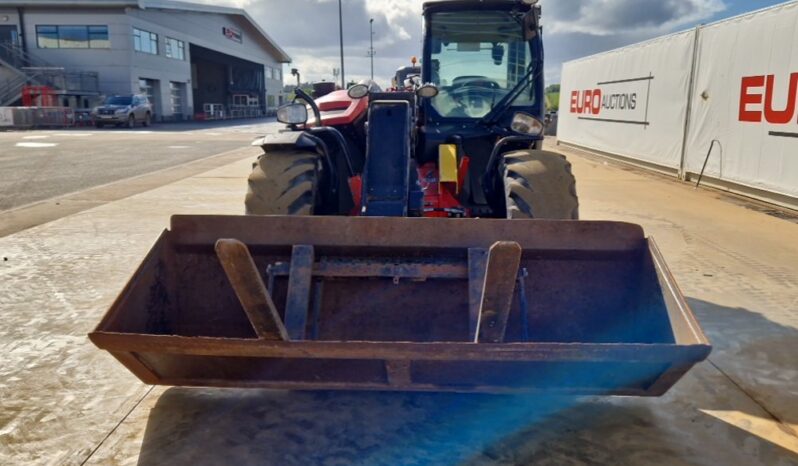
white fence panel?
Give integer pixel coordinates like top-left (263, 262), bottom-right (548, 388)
top-left (558, 30), bottom-right (696, 169)
top-left (0, 107), bottom-right (13, 127)
top-left (684, 2), bottom-right (798, 199)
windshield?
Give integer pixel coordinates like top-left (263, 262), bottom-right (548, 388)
top-left (105, 96), bottom-right (132, 106)
top-left (428, 10), bottom-right (536, 119)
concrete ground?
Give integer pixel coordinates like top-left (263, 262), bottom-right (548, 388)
top-left (0, 119), bottom-right (282, 211)
top-left (0, 139), bottom-right (797, 465)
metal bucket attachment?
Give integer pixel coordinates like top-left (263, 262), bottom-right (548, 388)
top-left (90, 216), bottom-right (711, 396)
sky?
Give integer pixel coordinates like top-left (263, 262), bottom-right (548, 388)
top-left (201, 0), bottom-right (789, 87)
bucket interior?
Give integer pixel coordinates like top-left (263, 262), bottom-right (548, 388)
top-left (103, 239), bottom-right (675, 345)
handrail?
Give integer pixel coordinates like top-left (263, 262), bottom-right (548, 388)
top-left (0, 41), bottom-right (59, 70)
top-left (0, 42), bottom-right (101, 105)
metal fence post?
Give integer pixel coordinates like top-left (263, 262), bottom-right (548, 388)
top-left (678, 25), bottom-right (702, 181)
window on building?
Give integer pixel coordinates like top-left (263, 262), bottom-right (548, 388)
top-left (170, 82), bottom-right (185, 117)
top-left (59, 26), bottom-right (88, 48)
top-left (89, 26), bottom-right (110, 48)
top-left (36, 25), bottom-right (109, 49)
top-left (133, 28), bottom-right (158, 55)
top-left (165, 37), bottom-right (185, 60)
top-left (276, 68), bottom-right (282, 81)
top-left (139, 78), bottom-right (159, 109)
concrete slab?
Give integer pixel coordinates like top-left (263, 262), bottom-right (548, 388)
top-left (1, 142), bottom-right (796, 465)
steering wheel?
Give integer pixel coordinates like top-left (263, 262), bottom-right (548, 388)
top-left (449, 81), bottom-right (501, 117)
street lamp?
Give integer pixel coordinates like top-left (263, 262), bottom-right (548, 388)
top-left (338, 0), bottom-right (345, 89)
top-left (291, 68), bottom-right (300, 88)
top-left (368, 18), bottom-right (375, 81)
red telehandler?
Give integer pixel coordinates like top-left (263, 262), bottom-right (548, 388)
top-left (91, 0), bottom-right (710, 396)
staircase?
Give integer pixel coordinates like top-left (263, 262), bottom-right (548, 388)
top-left (0, 42), bottom-right (99, 107)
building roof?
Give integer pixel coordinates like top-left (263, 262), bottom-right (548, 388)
top-left (0, 0), bottom-right (292, 63)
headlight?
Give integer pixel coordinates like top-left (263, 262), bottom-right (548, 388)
top-left (416, 84), bottom-right (439, 99)
top-left (276, 103), bottom-right (309, 125)
top-left (115, 108), bottom-right (128, 114)
top-left (511, 112), bottom-right (544, 136)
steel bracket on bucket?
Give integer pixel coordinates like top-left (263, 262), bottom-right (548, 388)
top-left (222, 238), bottom-right (526, 345)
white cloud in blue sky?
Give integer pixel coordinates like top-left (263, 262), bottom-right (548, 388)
top-left (201, 0), bottom-right (786, 86)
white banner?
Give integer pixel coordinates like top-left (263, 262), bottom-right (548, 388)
top-left (684, 2), bottom-right (798, 199)
top-left (558, 30), bottom-right (697, 169)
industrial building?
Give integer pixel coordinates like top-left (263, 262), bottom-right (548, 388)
top-left (0, 0), bottom-right (291, 120)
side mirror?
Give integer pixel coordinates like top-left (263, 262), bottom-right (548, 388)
top-left (347, 84), bottom-right (370, 99)
top-left (276, 103), bottom-right (308, 125)
top-left (492, 44), bottom-right (505, 66)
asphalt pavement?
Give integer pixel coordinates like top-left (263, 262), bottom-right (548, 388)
top-left (0, 119), bottom-right (282, 212)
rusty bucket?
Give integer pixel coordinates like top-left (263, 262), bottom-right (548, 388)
top-left (90, 215), bottom-right (710, 395)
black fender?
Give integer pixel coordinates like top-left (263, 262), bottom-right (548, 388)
top-left (253, 129), bottom-right (356, 214)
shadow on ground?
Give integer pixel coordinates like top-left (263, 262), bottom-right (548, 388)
top-left (134, 299), bottom-right (798, 466)
top-left (688, 298), bottom-right (798, 427)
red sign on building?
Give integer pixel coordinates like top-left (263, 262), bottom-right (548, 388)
top-left (223, 26), bottom-right (243, 43)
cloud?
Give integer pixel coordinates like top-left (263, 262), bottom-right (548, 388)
top-left (543, 0), bottom-right (726, 36)
top-left (192, 0), bottom-right (727, 85)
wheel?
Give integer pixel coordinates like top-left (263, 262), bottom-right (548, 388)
top-left (245, 148), bottom-right (321, 215)
top-left (500, 150), bottom-right (579, 219)
top-left (142, 113), bottom-right (151, 127)
top-left (127, 114), bottom-right (135, 128)
top-left (95, 123), bottom-right (104, 129)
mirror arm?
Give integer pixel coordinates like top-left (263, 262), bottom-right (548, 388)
top-left (295, 88), bottom-right (322, 126)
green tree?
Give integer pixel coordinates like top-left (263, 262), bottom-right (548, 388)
top-left (545, 84), bottom-right (560, 93)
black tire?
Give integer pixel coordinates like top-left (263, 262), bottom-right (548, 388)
top-left (501, 150), bottom-right (579, 220)
top-left (245, 149), bottom-right (321, 215)
top-left (127, 114), bottom-right (135, 129)
top-left (143, 113), bottom-right (151, 127)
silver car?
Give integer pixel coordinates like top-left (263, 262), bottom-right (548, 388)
top-left (93, 95), bottom-right (153, 128)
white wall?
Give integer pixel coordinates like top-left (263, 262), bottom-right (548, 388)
top-left (558, 1), bottom-right (798, 205)
top-left (558, 30), bottom-right (696, 169)
top-left (130, 8), bottom-right (285, 112)
top-left (684, 2), bottom-right (798, 199)
top-left (0, 8), bottom-right (21, 31)
top-left (21, 8), bottom-right (134, 96)
top-left (14, 6), bottom-right (286, 118)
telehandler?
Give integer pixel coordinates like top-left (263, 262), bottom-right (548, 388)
top-left (91, 0), bottom-right (710, 395)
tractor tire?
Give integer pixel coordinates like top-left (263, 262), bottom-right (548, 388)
top-left (501, 150), bottom-right (579, 220)
top-left (245, 149), bottom-right (321, 215)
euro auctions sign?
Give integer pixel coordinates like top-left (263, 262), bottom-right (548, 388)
top-left (569, 74), bottom-right (653, 126)
top-left (558, 29), bottom-right (696, 169)
top-left (561, 3), bottom-right (798, 200)
top-left (739, 73), bottom-right (798, 138)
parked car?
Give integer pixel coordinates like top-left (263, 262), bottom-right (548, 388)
top-left (92, 95), bottom-right (153, 128)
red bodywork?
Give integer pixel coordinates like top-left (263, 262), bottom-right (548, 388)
top-left (315, 90), bottom-right (369, 127)
top-left (314, 90), bottom-right (469, 218)
top-left (418, 160), bottom-right (470, 218)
